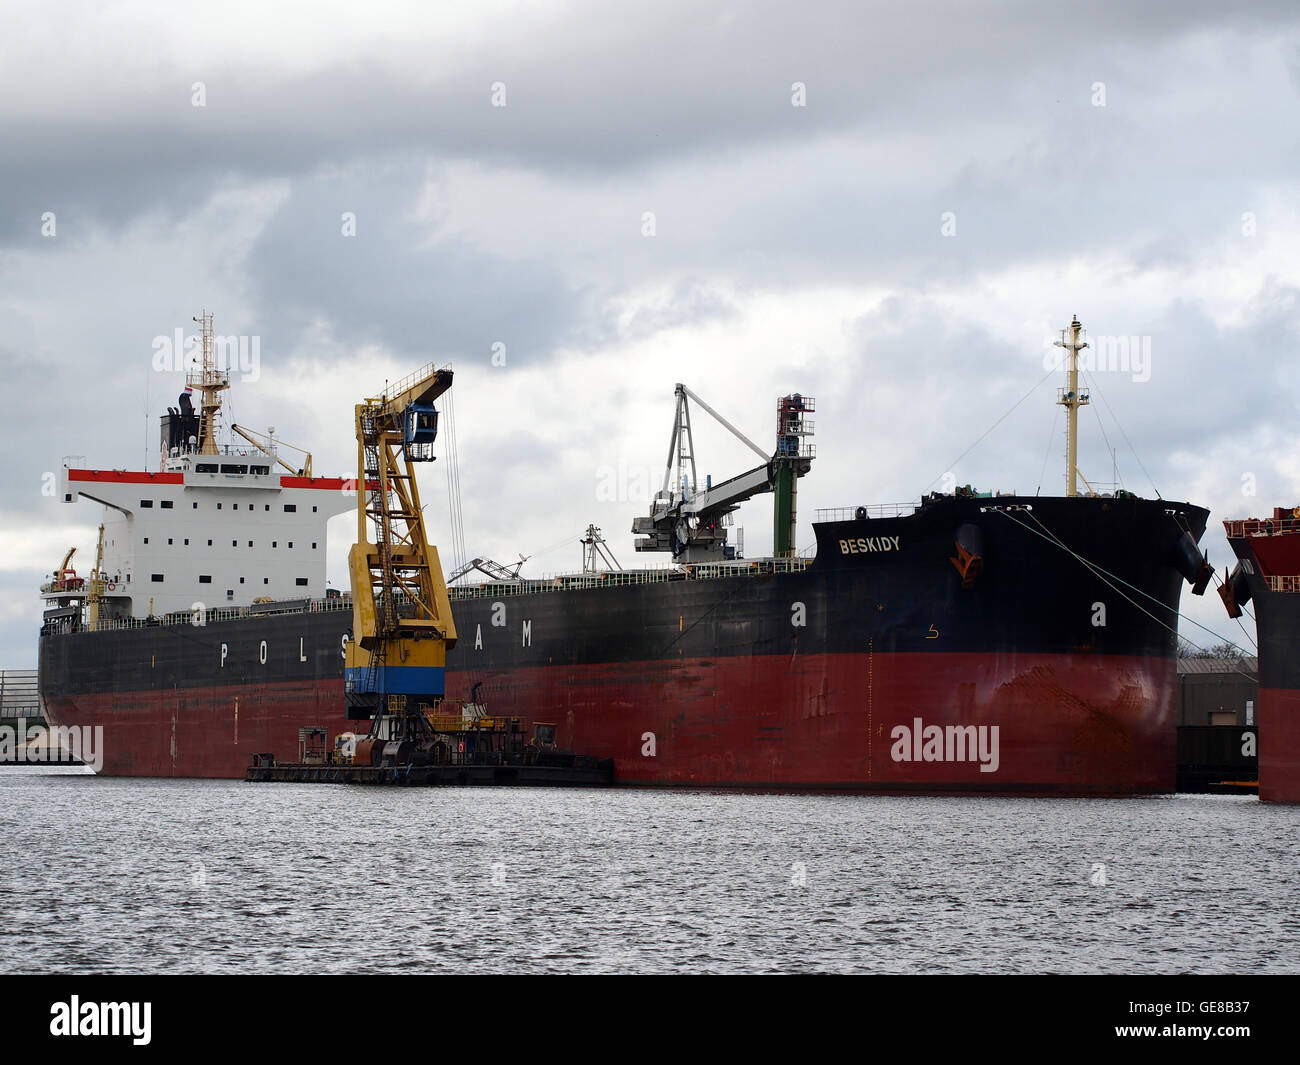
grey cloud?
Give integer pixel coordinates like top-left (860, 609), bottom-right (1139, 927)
top-left (4, 1), bottom-right (1297, 243)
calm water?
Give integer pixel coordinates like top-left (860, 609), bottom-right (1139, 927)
top-left (1, 770), bottom-right (1296, 974)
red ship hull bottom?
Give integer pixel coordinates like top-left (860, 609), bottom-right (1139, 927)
top-left (42, 651), bottom-right (1176, 794)
top-left (1259, 687), bottom-right (1300, 803)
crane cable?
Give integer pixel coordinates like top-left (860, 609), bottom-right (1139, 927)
top-left (439, 375), bottom-right (489, 706)
top-left (1080, 366), bottom-right (1160, 500)
top-left (927, 363), bottom-right (1059, 492)
top-left (1166, 509), bottom-right (1260, 649)
top-left (1021, 504), bottom-right (1256, 654)
top-left (991, 507), bottom-right (1257, 678)
top-left (442, 372), bottom-right (468, 573)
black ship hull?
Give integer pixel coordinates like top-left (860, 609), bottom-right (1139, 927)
top-left (39, 495), bottom-right (1209, 791)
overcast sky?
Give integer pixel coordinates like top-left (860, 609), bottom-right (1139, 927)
top-left (3, 0), bottom-right (1298, 668)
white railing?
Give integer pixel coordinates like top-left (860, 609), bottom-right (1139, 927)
top-left (46, 555), bottom-right (823, 635)
top-left (60, 594), bottom-right (354, 634)
top-left (815, 503), bottom-right (916, 522)
top-left (1227, 517), bottom-right (1300, 538)
top-left (447, 558), bottom-right (814, 600)
top-left (381, 361), bottom-right (452, 403)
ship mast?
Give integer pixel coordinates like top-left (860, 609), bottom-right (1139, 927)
top-left (187, 311), bottom-right (229, 455)
top-left (1054, 315), bottom-right (1091, 497)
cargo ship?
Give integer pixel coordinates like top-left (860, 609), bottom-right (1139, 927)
top-left (1221, 509), bottom-right (1300, 802)
top-left (38, 314), bottom-right (1213, 792)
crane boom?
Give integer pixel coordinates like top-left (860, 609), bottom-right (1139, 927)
top-left (448, 557), bottom-right (527, 584)
top-left (86, 524), bottom-right (107, 629)
top-left (633, 386), bottom-right (815, 562)
top-left (229, 423), bottom-right (313, 477)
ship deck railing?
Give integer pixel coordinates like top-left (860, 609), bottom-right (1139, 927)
top-left (447, 556), bottom-right (814, 600)
top-left (1226, 517), bottom-right (1300, 538)
top-left (815, 503), bottom-right (918, 522)
top-left (68, 594), bottom-right (354, 634)
top-left (55, 557), bottom-right (818, 634)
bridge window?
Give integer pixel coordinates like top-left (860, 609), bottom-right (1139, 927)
top-left (139, 499), bottom-right (153, 508)
top-left (151, 574), bottom-right (164, 583)
top-left (199, 575), bottom-right (212, 584)
top-left (161, 500), bottom-right (173, 509)
top-left (295, 578), bottom-right (308, 586)
top-left (284, 504), bottom-right (297, 513)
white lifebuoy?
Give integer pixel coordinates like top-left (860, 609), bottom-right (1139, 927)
top-left (107, 582), bottom-right (117, 592)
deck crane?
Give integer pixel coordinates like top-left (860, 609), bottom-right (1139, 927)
top-left (229, 423), bottom-right (313, 477)
top-left (86, 524), bottom-right (107, 629)
top-left (632, 384), bottom-right (815, 562)
top-left (447, 556), bottom-right (528, 584)
top-left (49, 547), bottom-right (79, 591)
top-left (581, 524), bottom-right (622, 573)
top-left (344, 363), bottom-right (457, 748)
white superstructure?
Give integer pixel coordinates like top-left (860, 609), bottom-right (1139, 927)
top-left (53, 459), bottom-right (352, 619)
top-left (41, 313), bottom-right (352, 622)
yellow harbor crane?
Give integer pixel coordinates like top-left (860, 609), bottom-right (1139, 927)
top-left (344, 363), bottom-right (457, 737)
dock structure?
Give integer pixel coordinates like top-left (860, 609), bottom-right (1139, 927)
top-left (245, 720), bottom-right (612, 787)
top-left (0, 670), bottom-right (41, 726)
top-left (245, 759), bottom-right (612, 787)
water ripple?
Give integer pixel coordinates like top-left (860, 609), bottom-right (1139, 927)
top-left (0, 773), bottom-right (1296, 974)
